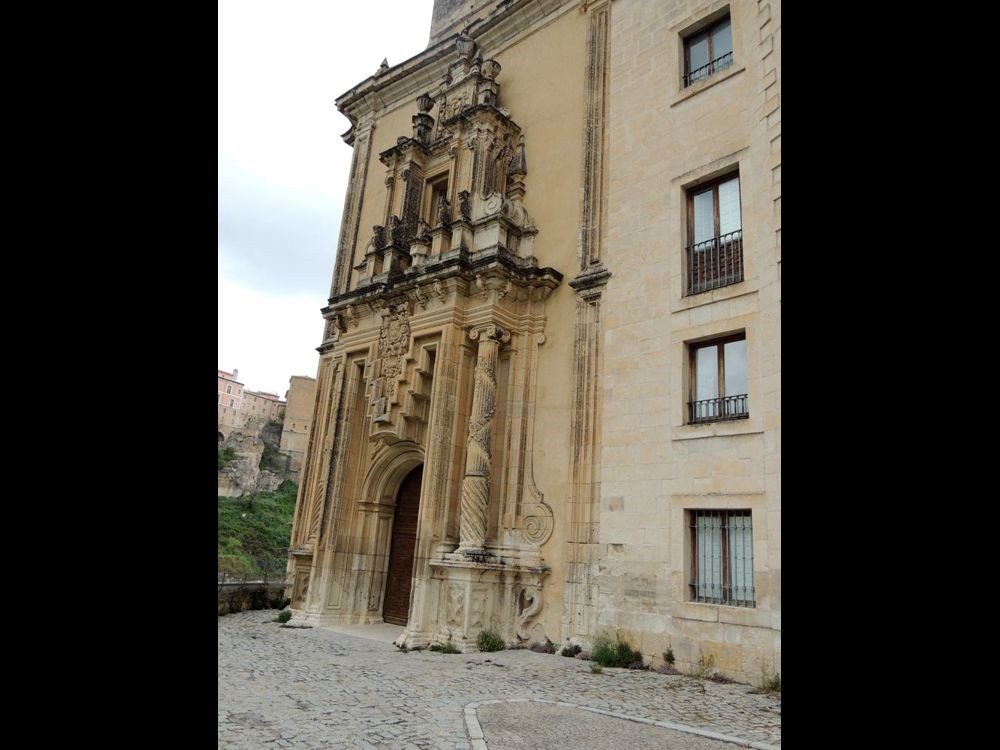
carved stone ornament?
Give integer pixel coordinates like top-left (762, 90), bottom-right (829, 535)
top-left (458, 190), bottom-right (472, 222)
top-left (433, 279), bottom-right (447, 303)
top-left (509, 135), bottom-right (527, 175)
top-left (480, 59), bottom-right (501, 81)
top-left (456, 34), bottom-right (476, 61)
top-left (417, 92), bottom-right (435, 113)
top-left (378, 307), bottom-right (410, 382)
top-left (516, 585), bottom-right (543, 640)
top-left (447, 584), bottom-right (464, 626)
top-left (372, 303), bottom-right (411, 419)
top-left (520, 491), bottom-right (554, 545)
top-left (388, 215), bottom-right (406, 246)
top-left (436, 194), bottom-right (452, 228)
top-left (412, 112), bottom-right (434, 145)
top-left (408, 284), bottom-right (428, 310)
top-left (370, 225), bottom-right (386, 250)
top-left (484, 193), bottom-right (504, 215)
top-left (458, 324), bottom-right (511, 553)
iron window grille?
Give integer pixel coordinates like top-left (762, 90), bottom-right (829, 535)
top-left (689, 509), bottom-right (755, 607)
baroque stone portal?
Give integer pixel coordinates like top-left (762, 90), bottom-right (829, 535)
top-left (286, 31), bottom-right (560, 650)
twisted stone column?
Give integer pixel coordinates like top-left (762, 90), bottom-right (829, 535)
top-left (457, 324), bottom-right (510, 555)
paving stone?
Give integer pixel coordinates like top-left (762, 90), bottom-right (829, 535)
top-left (219, 611), bottom-right (780, 749)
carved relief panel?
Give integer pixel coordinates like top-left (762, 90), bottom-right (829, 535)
top-left (370, 300), bottom-right (412, 427)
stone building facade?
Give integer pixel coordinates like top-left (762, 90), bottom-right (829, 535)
top-left (218, 369), bottom-right (246, 438)
top-left (279, 375), bottom-right (318, 481)
top-left (218, 368), bottom-right (288, 439)
top-left (286, 0), bottom-right (780, 683)
top-left (244, 390), bottom-right (286, 424)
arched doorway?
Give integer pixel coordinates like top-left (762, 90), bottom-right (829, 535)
top-left (382, 465), bottom-right (423, 625)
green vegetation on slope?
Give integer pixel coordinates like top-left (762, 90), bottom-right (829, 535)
top-left (259, 442), bottom-right (285, 472)
top-left (218, 447), bottom-right (237, 470)
top-left (218, 480), bottom-right (297, 579)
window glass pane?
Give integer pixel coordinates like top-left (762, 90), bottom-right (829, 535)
top-left (724, 339), bottom-right (747, 396)
top-left (688, 32), bottom-right (709, 77)
top-left (712, 18), bottom-right (732, 60)
top-left (697, 515), bottom-right (722, 601)
top-left (718, 177), bottom-right (741, 236)
top-left (693, 189), bottom-right (714, 244)
top-left (728, 514), bottom-right (754, 603)
top-left (696, 346), bottom-right (718, 402)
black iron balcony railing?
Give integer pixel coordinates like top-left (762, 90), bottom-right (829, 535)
top-left (683, 51), bottom-right (734, 87)
top-left (686, 229), bottom-right (744, 296)
top-left (688, 394), bottom-right (749, 424)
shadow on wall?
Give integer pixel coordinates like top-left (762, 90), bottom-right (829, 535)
top-left (218, 581), bottom-right (290, 616)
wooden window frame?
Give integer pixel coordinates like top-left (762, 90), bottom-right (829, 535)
top-left (688, 332), bottom-right (748, 423)
top-left (689, 509), bottom-right (755, 607)
top-left (683, 15), bottom-right (733, 86)
top-left (686, 172), bottom-right (741, 247)
top-left (689, 332), bottom-right (745, 399)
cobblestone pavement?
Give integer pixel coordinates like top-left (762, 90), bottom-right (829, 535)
top-left (218, 611), bottom-right (781, 750)
top-left (474, 701), bottom-right (764, 750)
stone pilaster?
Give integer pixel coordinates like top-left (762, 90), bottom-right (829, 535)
top-left (457, 323), bottom-right (510, 555)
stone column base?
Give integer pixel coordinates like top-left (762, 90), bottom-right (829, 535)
top-left (392, 557), bottom-right (548, 651)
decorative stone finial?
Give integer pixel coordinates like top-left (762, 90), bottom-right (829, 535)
top-left (417, 92), bottom-right (435, 113)
top-left (456, 34), bottom-right (476, 61)
top-left (481, 59), bottom-right (501, 81)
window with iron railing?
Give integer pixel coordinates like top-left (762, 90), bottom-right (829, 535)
top-left (690, 509), bottom-right (755, 607)
top-left (686, 173), bottom-right (743, 296)
top-left (689, 334), bottom-right (748, 423)
top-left (683, 15), bottom-right (733, 87)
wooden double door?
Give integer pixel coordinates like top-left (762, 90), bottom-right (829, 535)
top-left (382, 466), bottom-right (423, 625)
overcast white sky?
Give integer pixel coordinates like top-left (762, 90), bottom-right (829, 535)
top-left (219, 0), bottom-right (434, 397)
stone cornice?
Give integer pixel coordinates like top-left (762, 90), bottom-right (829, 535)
top-left (321, 245), bottom-right (562, 316)
top-left (568, 265), bottom-right (611, 292)
top-left (335, 0), bottom-right (577, 129)
top-left (429, 557), bottom-right (550, 575)
top-left (442, 102), bottom-right (520, 133)
top-left (378, 136), bottom-right (431, 165)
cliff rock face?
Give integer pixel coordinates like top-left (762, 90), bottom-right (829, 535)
top-left (218, 432), bottom-right (283, 497)
top-left (261, 422), bottom-right (284, 455)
